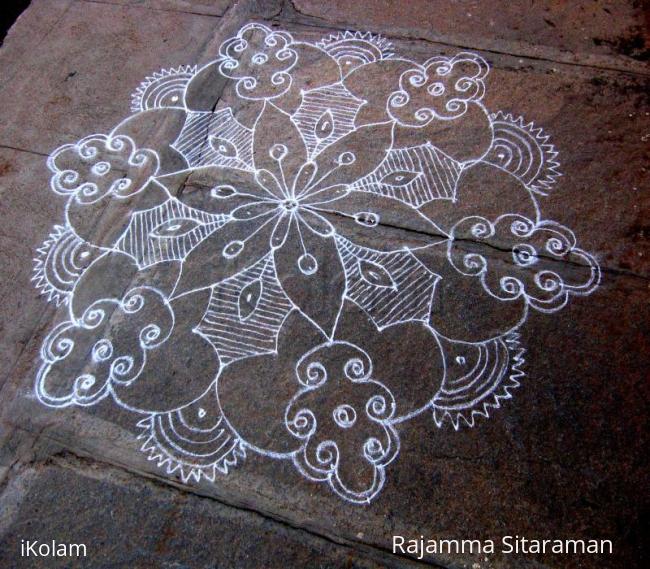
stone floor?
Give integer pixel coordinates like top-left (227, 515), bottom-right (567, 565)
top-left (0, 1), bottom-right (648, 568)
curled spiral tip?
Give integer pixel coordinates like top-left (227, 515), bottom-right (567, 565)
top-left (122, 292), bottom-right (145, 313)
top-left (301, 361), bottom-right (328, 387)
top-left (363, 437), bottom-right (387, 462)
top-left (534, 271), bottom-right (562, 293)
top-left (110, 355), bottom-right (135, 379)
top-left (344, 357), bottom-right (369, 381)
top-left (315, 440), bottom-right (339, 467)
top-left (140, 324), bottom-right (162, 346)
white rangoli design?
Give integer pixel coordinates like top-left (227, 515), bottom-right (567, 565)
top-left (32, 24), bottom-right (601, 504)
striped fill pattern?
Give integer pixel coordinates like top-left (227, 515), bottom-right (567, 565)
top-left (336, 236), bottom-right (439, 329)
top-left (116, 198), bottom-right (227, 268)
top-left (351, 144), bottom-right (462, 207)
top-left (292, 83), bottom-right (364, 158)
top-left (197, 255), bottom-right (293, 364)
top-left (172, 108), bottom-right (253, 169)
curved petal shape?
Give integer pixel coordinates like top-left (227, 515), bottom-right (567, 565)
top-left (300, 184), bottom-right (349, 206)
top-left (231, 201), bottom-right (278, 220)
top-left (161, 165), bottom-right (269, 216)
top-left (173, 212), bottom-right (279, 297)
top-left (335, 301), bottom-right (445, 421)
top-left (270, 212), bottom-right (292, 249)
top-left (273, 217), bottom-right (346, 336)
top-left (253, 102), bottom-right (307, 190)
top-left (299, 208), bottom-right (335, 238)
top-left (217, 310), bottom-right (326, 456)
top-left (113, 289), bottom-right (220, 412)
top-left (307, 121), bottom-right (394, 190)
top-left (313, 191), bottom-right (448, 251)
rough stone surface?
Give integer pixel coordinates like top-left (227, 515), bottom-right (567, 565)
top-left (0, 1), bottom-right (648, 568)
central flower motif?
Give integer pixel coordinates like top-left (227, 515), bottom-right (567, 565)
top-left (167, 101), bottom-right (444, 335)
top-left (226, 137), bottom-right (353, 264)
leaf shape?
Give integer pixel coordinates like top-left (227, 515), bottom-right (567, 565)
top-left (314, 110), bottom-right (335, 140)
top-left (210, 185), bottom-right (237, 199)
top-left (380, 170), bottom-right (421, 187)
top-left (151, 218), bottom-right (202, 238)
top-left (209, 136), bottom-right (238, 158)
top-left (223, 240), bottom-right (245, 258)
top-left (274, 221), bottom-right (345, 335)
top-left (238, 279), bottom-right (263, 321)
top-left (358, 260), bottom-right (396, 289)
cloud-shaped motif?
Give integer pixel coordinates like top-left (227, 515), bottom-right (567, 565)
top-left (36, 286), bottom-right (174, 407)
top-left (48, 134), bottom-right (159, 204)
top-left (218, 23), bottom-right (297, 100)
top-left (447, 215), bottom-right (601, 313)
top-left (284, 341), bottom-right (399, 503)
top-left (387, 52), bottom-right (489, 125)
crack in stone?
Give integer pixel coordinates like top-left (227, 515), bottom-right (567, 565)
top-left (78, 0), bottom-right (226, 19)
top-left (3, 426), bottom-right (452, 568)
top-left (279, 0), bottom-right (650, 78)
top-left (0, 144), bottom-right (48, 157)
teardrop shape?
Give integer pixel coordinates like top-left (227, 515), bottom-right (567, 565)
top-left (209, 136), bottom-right (238, 158)
top-left (238, 279), bottom-right (263, 321)
top-left (271, 213), bottom-right (291, 249)
top-left (255, 169), bottom-right (285, 200)
top-left (358, 260), bottom-right (396, 289)
top-left (151, 218), bottom-right (201, 238)
top-left (337, 151), bottom-right (356, 165)
top-left (380, 170), bottom-right (421, 186)
top-left (210, 185), bottom-right (237, 199)
top-left (223, 240), bottom-right (245, 259)
top-left (314, 110), bottom-right (334, 140)
top-left (298, 253), bottom-right (318, 275)
top-left (354, 211), bottom-right (379, 227)
top-left (292, 161), bottom-right (318, 197)
top-left (231, 201), bottom-right (276, 220)
top-left (269, 143), bottom-right (288, 161)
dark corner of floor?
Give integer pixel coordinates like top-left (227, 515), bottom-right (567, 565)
top-left (1, 0), bottom-right (32, 47)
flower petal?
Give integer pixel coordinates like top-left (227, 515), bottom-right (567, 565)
top-left (273, 218), bottom-right (346, 336)
top-left (291, 161), bottom-right (317, 197)
top-left (307, 121), bottom-right (394, 190)
top-left (299, 208), bottom-right (335, 237)
top-left (231, 201), bottom-right (278, 220)
top-left (300, 184), bottom-right (349, 206)
top-left (254, 168), bottom-right (286, 200)
top-left (253, 102), bottom-right (307, 191)
top-left (173, 212), bottom-right (279, 297)
top-left (271, 212), bottom-right (292, 249)
top-left (216, 310), bottom-right (326, 455)
top-left (159, 165), bottom-right (270, 216)
top-left (312, 191), bottom-right (448, 251)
